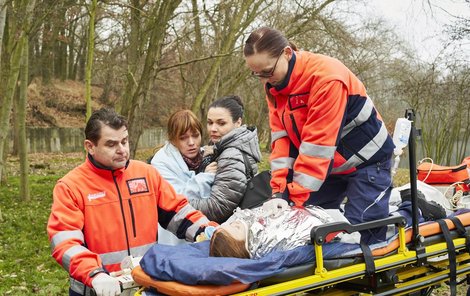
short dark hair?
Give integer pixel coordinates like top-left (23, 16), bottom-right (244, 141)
top-left (243, 26), bottom-right (298, 58)
top-left (85, 108), bottom-right (128, 144)
top-left (208, 95), bottom-right (244, 123)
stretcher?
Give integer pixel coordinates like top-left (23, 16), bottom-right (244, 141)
top-left (130, 110), bottom-right (470, 295)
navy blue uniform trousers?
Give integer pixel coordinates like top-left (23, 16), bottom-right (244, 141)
top-left (306, 157), bottom-right (393, 244)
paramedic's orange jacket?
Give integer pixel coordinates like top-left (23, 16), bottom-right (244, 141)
top-left (267, 51), bottom-right (394, 205)
top-left (47, 155), bottom-right (213, 289)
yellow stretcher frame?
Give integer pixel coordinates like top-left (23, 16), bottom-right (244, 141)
top-left (232, 214), bottom-right (470, 296)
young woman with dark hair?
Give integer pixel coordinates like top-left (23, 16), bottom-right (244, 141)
top-left (196, 95), bottom-right (261, 222)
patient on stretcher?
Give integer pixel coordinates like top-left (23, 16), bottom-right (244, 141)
top-left (209, 186), bottom-right (448, 259)
top-left (136, 188), bottom-right (452, 289)
top-left (209, 206), bottom-right (336, 259)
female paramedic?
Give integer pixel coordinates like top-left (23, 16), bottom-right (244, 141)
top-left (243, 26), bottom-right (395, 244)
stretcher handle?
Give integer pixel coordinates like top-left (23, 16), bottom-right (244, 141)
top-left (311, 215), bottom-right (407, 245)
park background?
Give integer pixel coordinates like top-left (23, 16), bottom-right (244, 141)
top-left (0, 0), bottom-right (469, 295)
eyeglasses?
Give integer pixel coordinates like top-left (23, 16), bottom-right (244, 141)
top-left (251, 48), bottom-right (285, 78)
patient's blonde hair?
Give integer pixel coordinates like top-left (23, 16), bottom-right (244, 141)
top-left (209, 228), bottom-right (250, 259)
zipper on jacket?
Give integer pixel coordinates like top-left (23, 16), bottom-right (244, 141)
top-left (289, 114), bottom-right (301, 143)
top-left (128, 199), bottom-right (137, 238)
top-left (281, 109), bottom-right (287, 133)
top-left (113, 174), bottom-right (131, 256)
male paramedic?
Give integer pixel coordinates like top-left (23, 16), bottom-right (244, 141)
top-left (244, 26), bottom-right (445, 244)
top-left (47, 108), bottom-right (217, 296)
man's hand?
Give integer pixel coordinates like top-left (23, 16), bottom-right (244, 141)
top-left (262, 198), bottom-right (289, 217)
top-left (91, 273), bottom-right (121, 296)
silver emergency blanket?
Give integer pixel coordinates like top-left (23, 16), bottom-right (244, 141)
top-left (224, 206), bottom-right (335, 259)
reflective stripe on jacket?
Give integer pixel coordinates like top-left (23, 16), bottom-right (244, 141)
top-left (267, 51), bottom-right (394, 205)
top-left (47, 155), bottom-right (210, 288)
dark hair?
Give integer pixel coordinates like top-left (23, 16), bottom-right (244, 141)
top-left (243, 26), bottom-right (298, 58)
top-left (167, 110), bottom-right (203, 143)
top-left (85, 108), bottom-right (128, 144)
top-left (209, 228), bottom-right (250, 259)
top-left (208, 95), bottom-right (244, 123)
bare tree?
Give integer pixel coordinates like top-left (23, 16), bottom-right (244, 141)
top-left (0, 0), bottom-right (37, 183)
top-left (0, 0), bottom-right (6, 67)
top-left (85, 0), bottom-right (97, 121)
top-left (119, 0), bottom-right (184, 158)
top-left (190, 0), bottom-right (267, 117)
top-left (17, 28), bottom-right (30, 201)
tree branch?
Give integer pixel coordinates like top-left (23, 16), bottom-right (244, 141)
top-left (157, 52), bottom-right (233, 72)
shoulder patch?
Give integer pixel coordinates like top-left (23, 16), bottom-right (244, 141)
top-left (127, 178), bottom-right (149, 195)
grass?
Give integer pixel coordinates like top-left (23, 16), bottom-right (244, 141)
top-left (1, 176), bottom-right (70, 295)
top-left (1, 170), bottom-right (76, 295)
top-left (0, 150), bottom-right (462, 295)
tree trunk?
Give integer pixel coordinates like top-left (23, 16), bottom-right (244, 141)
top-left (58, 26), bottom-right (67, 81)
top-left (0, 0), bottom-right (36, 183)
top-left (191, 0), bottom-right (202, 49)
top-left (0, 36), bottom-right (26, 182)
top-left (1, 139), bottom-right (6, 184)
top-left (0, 0), bottom-right (6, 67)
top-left (77, 32), bottom-right (86, 81)
top-left (11, 91), bottom-right (19, 156)
top-left (119, 0), bottom-right (141, 116)
top-left (41, 19), bottom-right (53, 84)
top-left (122, 0), bottom-right (183, 158)
top-left (29, 32), bottom-right (40, 78)
top-left (73, 26), bottom-right (87, 81)
top-left (18, 34), bottom-right (30, 201)
top-left (85, 0), bottom-right (97, 121)
top-left (99, 51), bottom-right (115, 104)
top-left (67, 19), bottom-right (77, 80)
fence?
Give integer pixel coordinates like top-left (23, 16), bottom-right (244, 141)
top-left (9, 127), bottom-right (165, 153)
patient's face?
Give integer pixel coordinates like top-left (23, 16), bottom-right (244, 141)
top-left (219, 220), bottom-right (246, 242)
